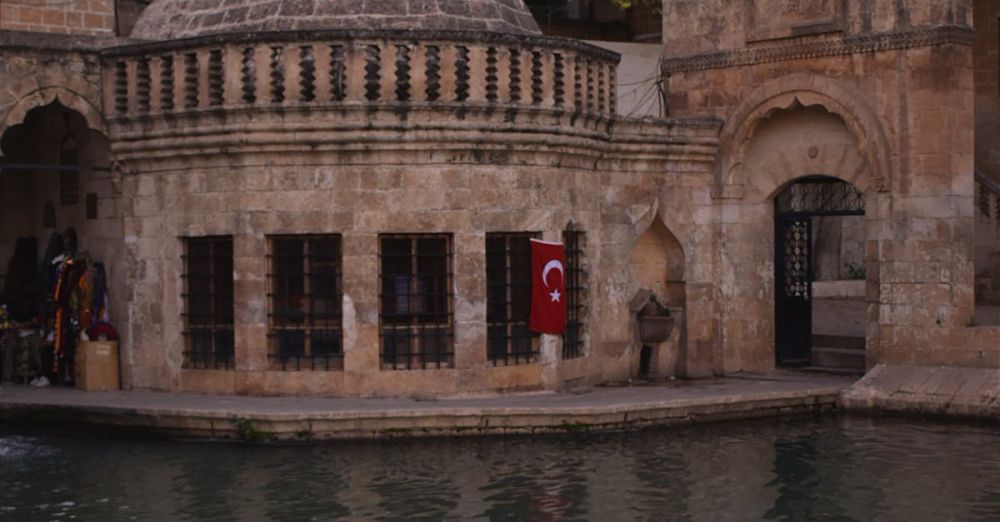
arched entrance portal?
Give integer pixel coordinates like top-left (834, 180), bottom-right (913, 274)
top-left (1, 99), bottom-right (122, 385)
top-left (774, 176), bottom-right (865, 368)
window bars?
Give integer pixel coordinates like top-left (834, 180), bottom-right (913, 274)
top-left (379, 234), bottom-right (454, 370)
top-left (486, 233), bottom-right (539, 365)
top-left (774, 176), bottom-right (865, 217)
top-left (267, 235), bottom-right (343, 371)
top-left (182, 236), bottom-right (234, 369)
top-left (562, 229), bottom-right (586, 359)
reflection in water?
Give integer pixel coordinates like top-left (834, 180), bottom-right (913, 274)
top-left (1, 415), bottom-right (999, 521)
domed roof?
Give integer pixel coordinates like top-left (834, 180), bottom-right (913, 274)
top-left (131, 0), bottom-right (542, 40)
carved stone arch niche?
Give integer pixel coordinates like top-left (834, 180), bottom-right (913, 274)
top-left (629, 215), bottom-right (686, 307)
top-left (1, 87), bottom-right (106, 140)
top-left (715, 73), bottom-right (893, 201)
top-left (628, 211), bottom-right (686, 379)
top-left (741, 101), bottom-right (872, 202)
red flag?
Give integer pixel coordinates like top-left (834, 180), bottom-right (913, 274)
top-left (529, 239), bottom-right (567, 334)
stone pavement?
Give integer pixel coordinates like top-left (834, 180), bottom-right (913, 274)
top-left (840, 364), bottom-right (1000, 419)
top-left (0, 372), bottom-right (850, 441)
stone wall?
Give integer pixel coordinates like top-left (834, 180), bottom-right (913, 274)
top-left (113, 122), bottom-right (717, 395)
top-left (101, 29), bottom-right (721, 395)
top-left (662, 0), bottom-right (999, 370)
top-left (0, 0), bottom-right (115, 36)
top-left (121, 161), bottom-right (595, 395)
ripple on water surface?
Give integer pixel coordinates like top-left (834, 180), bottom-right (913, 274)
top-left (1, 415), bottom-right (999, 521)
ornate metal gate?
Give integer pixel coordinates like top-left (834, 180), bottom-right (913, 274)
top-left (774, 176), bottom-right (865, 365)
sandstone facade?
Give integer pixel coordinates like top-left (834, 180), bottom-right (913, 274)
top-left (0, 0), bottom-right (997, 397)
top-left (662, 0), bottom-right (1000, 371)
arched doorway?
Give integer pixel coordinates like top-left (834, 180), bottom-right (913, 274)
top-left (1, 99), bottom-right (120, 385)
top-left (774, 176), bottom-right (865, 368)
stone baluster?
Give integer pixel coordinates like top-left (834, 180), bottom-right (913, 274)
top-left (207, 48), bottom-right (225, 107)
top-left (492, 46), bottom-right (510, 104)
top-left (438, 44), bottom-right (458, 103)
top-left (148, 55), bottom-right (162, 113)
top-left (453, 44), bottom-right (471, 103)
top-left (105, 37), bottom-right (620, 120)
top-left (120, 59), bottom-right (136, 115)
top-left (313, 42), bottom-right (332, 103)
top-left (466, 45), bottom-right (487, 104)
top-left (268, 45), bottom-right (287, 104)
top-left (247, 46), bottom-right (265, 106)
top-left (280, 44), bottom-right (302, 104)
top-left (552, 51), bottom-right (565, 110)
top-left (222, 45), bottom-right (243, 107)
top-left (571, 53), bottom-right (583, 114)
top-left (375, 43), bottom-right (392, 102)
top-left (164, 53), bottom-right (178, 112)
top-left (342, 43), bottom-right (365, 103)
top-left (108, 59), bottom-right (129, 116)
top-left (195, 49), bottom-right (211, 109)
top-left (596, 60), bottom-right (607, 116)
top-left (356, 42), bottom-right (373, 103)
top-left (179, 51), bottom-right (198, 109)
top-left (507, 46), bottom-right (525, 105)
top-left (386, 43), bottom-right (405, 102)
top-left (607, 60), bottom-right (617, 116)
top-left (407, 43), bottom-right (428, 103)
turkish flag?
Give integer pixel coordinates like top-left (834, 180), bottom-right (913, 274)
top-left (529, 239), bottom-right (567, 334)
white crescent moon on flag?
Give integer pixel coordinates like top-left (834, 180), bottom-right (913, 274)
top-left (541, 260), bottom-right (564, 288)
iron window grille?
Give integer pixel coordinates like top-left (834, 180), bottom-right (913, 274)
top-left (774, 176), bottom-right (865, 217)
top-left (379, 234), bottom-right (454, 370)
top-left (181, 236), bottom-right (234, 369)
top-left (267, 235), bottom-right (344, 371)
top-left (486, 232), bottom-right (540, 365)
top-left (562, 229), bottom-right (586, 359)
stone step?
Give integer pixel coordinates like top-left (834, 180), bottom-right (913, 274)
top-left (803, 365), bottom-right (865, 376)
top-left (811, 346), bottom-right (865, 370)
top-left (812, 334), bottom-right (865, 350)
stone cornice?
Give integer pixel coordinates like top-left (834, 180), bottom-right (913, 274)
top-left (662, 25), bottom-right (975, 74)
top-left (109, 106), bottom-right (720, 170)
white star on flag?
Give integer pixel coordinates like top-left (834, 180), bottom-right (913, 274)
top-left (549, 289), bottom-right (561, 302)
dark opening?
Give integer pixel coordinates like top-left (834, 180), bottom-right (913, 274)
top-left (638, 345), bottom-right (652, 378)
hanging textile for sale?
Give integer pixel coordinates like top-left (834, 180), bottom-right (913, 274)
top-left (51, 255), bottom-right (95, 373)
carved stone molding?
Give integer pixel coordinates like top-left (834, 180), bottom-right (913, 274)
top-left (663, 25), bottom-right (975, 74)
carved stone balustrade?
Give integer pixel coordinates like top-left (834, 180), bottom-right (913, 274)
top-left (102, 30), bottom-right (621, 164)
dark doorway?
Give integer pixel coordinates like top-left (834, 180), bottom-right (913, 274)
top-left (774, 177), bottom-right (864, 366)
top-left (638, 345), bottom-right (652, 378)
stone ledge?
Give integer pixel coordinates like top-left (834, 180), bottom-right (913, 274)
top-left (839, 364), bottom-right (1000, 420)
top-left (0, 375), bottom-right (847, 441)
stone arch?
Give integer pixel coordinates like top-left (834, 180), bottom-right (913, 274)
top-left (1, 87), bottom-right (106, 138)
top-left (716, 73), bottom-right (893, 197)
top-left (629, 209), bottom-right (686, 306)
top-left (628, 210), bottom-right (688, 379)
top-left (743, 103), bottom-right (873, 202)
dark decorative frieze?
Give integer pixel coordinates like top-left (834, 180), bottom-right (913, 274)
top-left (663, 25), bottom-right (975, 74)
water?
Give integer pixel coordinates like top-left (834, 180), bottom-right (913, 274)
top-left (1, 414), bottom-right (998, 521)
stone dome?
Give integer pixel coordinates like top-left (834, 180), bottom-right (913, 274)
top-left (131, 0), bottom-right (542, 40)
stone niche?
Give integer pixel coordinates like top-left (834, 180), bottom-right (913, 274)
top-left (746, 0), bottom-right (845, 42)
top-left (628, 218), bottom-right (686, 379)
top-left (629, 218), bottom-right (685, 307)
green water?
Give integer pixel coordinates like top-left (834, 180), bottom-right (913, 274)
top-left (1, 414), bottom-right (998, 521)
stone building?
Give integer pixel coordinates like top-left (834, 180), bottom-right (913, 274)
top-left (0, 0), bottom-right (996, 397)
